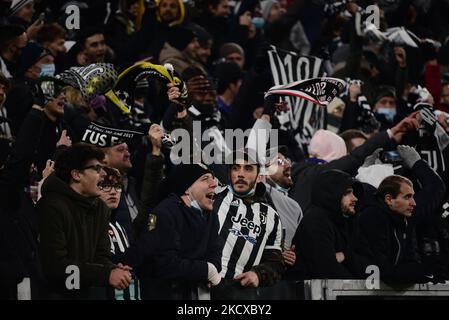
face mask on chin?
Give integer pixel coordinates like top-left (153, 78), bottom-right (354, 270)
top-left (188, 194), bottom-right (203, 213)
top-left (228, 184), bottom-right (256, 198)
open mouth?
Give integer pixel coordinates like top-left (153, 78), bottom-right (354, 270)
top-left (206, 192), bottom-right (215, 201)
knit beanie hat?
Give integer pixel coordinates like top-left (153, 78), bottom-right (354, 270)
top-left (219, 42), bottom-right (244, 59)
top-left (169, 164), bottom-right (213, 196)
top-left (187, 24), bottom-right (212, 49)
top-left (168, 27), bottom-right (196, 51)
top-left (374, 85), bottom-right (396, 105)
top-left (309, 129), bottom-right (347, 162)
top-left (17, 42), bottom-right (50, 77)
top-left (9, 0), bottom-right (33, 16)
top-left (260, 0), bottom-right (278, 21)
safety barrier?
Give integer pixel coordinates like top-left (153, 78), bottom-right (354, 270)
top-left (303, 279), bottom-right (449, 300)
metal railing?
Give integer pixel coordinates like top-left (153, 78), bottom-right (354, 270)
top-left (303, 280), bottom-right (449, 300)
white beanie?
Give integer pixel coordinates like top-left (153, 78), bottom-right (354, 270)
top-left (9, 0), bottom-right (33, 16)
top-left (260, 0), bottom-right (278, 21)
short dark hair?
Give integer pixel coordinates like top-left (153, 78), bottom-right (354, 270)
top-left (340, 129), bottom-right (368, 153)
top-left (215, 61), bottom-right (243, 95)
top-left (36, 23), bottom-right (67, 44)
top-left (0, 24), bottom-right (25, 53)
top-left (377, 175), bottom-right (413, 200)
top-left (76, 27), bottom-right (104, 49)
top-left (102, 166), bottom-right (123, 186)
top-left (228, 149), bottom-right (260, 174)
top-left (54, 143), bottom-right (105, 184)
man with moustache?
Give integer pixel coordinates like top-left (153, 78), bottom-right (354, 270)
top-left (292, 169), bottom-right (364, 280)
top-left (211, 149), bottom-right (284, 299)
top-left (355, 146), bottom-right (447, 284)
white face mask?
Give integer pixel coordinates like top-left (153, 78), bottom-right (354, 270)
top-left (40, 63), bottom-right (56, 77)
top-left (376, 107), bottom-right (397, 122)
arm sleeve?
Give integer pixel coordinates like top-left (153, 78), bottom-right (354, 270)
top-left (251, 213), bottom-right (284, 286)
top-left (141, 153), bottom-right (165, 212)
top-left (205, 212), bottom-right (223, 273)
top-left (410, 160), bottom-right (446, 224)
top-left (322, 131), bottom-right (394, 175)
top-left (300, 220), bottom-right (354, 279)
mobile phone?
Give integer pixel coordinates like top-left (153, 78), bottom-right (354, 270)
top-left (381, 150), bottom-right (402, 164)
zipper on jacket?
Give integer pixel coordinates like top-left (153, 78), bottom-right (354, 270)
top-left (393, 229), bottom-right (401, 265)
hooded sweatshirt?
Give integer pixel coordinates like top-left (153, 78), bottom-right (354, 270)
top-left (292, 170), bottom-right (364, 279)
top-left (37, 174), bottom-right (114, 298)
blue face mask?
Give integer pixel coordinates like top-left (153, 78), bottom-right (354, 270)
top-left (275, 184), bottom-right (290, 195)
top-left (376, 107), bottom-right (397, 122)
top-left (252, 17), bottom-right (265, 29)
top-left (188, 195), bottom-right (203, 213)
top-left (228, 185), bottom-right (256, 198)
top-left (40, 64), bottom-right (56, 77)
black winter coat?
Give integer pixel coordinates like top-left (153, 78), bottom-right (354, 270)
top-left (355, 160), bottom-right (446, 283)
top-left (37, 174), bottom-right (114, 299)
top-left (292, 170), bottom-right (366, 280)
top-left (139, 194), bottom-right (222, 300)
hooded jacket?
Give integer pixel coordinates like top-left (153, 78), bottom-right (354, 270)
top-left (37, 174), bottom-right (114, 298)
top-left (159, 42), bottom-right (207, 76)
top-left (292, 170), bottom-right (364, 279)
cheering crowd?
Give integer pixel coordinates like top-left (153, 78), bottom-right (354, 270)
top-left (1, 0), bottom-right (449, 300)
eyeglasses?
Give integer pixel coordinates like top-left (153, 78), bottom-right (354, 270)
top-left (81, 164), bottom-right (105, 173)
top-left (275, 158), bottom-right (291, 167)
top-left (98, 184), bottom-right (123, 192)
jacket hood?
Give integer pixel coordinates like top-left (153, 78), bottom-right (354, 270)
top-left (310, 169), bottom-right (363, 217)
top-left (159, 43), bottom-right (185, 62)
top-left (41, 174), bottom-right (99, 210)
top-left (156, 0), bottom-right (185, 27)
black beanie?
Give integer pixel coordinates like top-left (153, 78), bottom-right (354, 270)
top-left (374, 85), bottom-right (396, 105)
top-left (168, 27), bottom-right (196, 51)
top-left (187, 24), bottom-right (212, 48)
top-left (17, 42), bottom-right (50, 77)
top-left (169, 164), bottom-right (213, 196)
